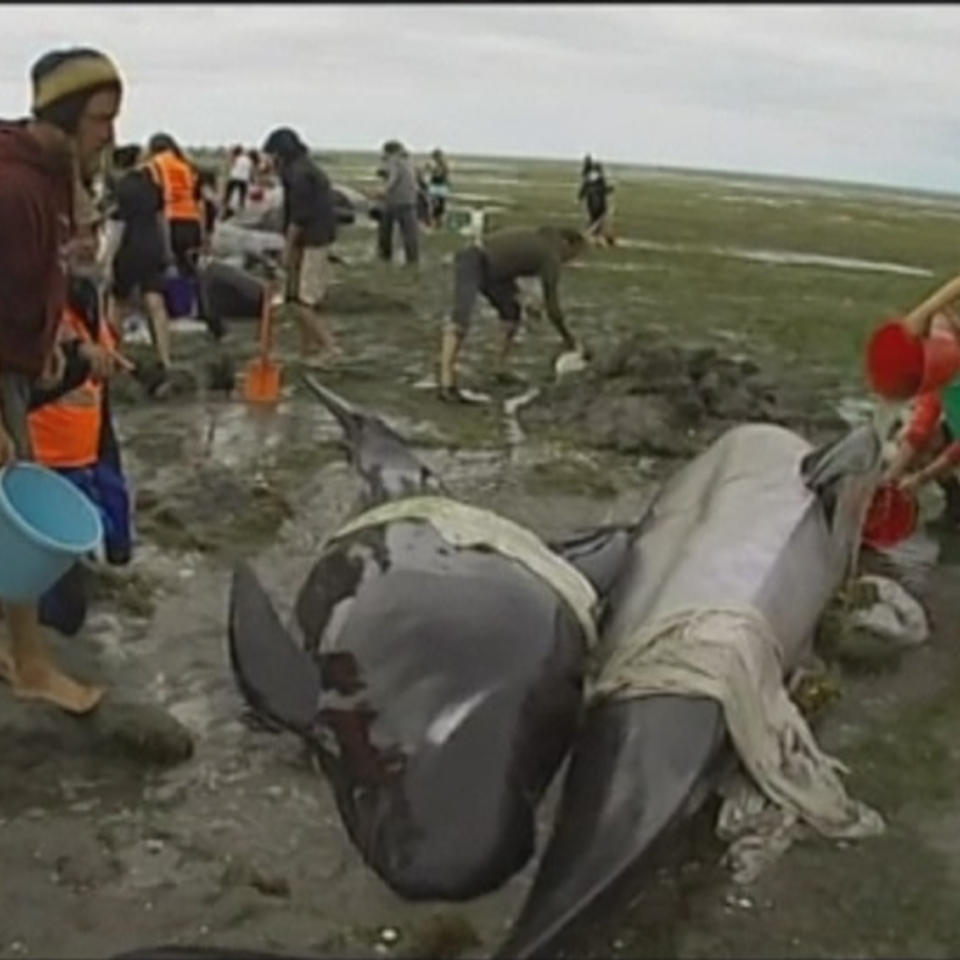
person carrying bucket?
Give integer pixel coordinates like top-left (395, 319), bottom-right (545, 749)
top-left (0, 46), bottom-right (124, 714)
top-left (867, 273), bottom-right (960, 403)
top-left (870, 274), bottom-right (960, 523)
top-left (27, 245), bottom-right (134, 637)
top-left (884, 391), bottom-right (960, 524)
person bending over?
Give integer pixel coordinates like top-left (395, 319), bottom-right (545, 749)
top-left (438, 225), bottom-right (586, 402)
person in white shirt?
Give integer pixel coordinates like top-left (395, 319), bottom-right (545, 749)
top-left (222, 145), bottom-right (253, 218)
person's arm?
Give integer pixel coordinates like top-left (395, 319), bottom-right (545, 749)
top-left (382, 157), bottom-right (401, 197)
top-left (540, 258), bottom-right (576, 349)
top-left (28, 341), bottom-right (90, 411)
top-left (903, 274), bottom-right (960, 337)
top-left (0, 185), bottom-right (42, 451)
top-left (887, 392), bottom-right (942, 482)
top-left (144, 167), bottom-right (176, 269)
top-left (905, 442), bottom-right (960, 489)
top-left (99, 216), bottom-right (125, 276)
top-left (191, 169), bottom-right (207, 249)
top-left (283, 171), bottom-right (311, 299)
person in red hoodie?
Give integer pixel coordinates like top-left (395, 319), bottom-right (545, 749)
top-left (0, 47), bottom-right (123, 714)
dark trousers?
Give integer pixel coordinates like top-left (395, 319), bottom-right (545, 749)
top-left (377, 203), bottom-right (419, 265)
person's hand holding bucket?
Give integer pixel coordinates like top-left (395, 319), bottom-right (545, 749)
top-left (862, 480), bottom-right (919, 550)
top-left (866, 317), bottom-right (960, 401)
top-left (867, 274), bottom-right (960, 401)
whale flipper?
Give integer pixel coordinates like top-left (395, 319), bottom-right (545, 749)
top-left (228, 561), bottom-right (321, 736)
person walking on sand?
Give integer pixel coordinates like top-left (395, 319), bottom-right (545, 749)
top-left (437, 225), bottom-right (587, 402)
top-left (261, 126), bottom-right (341, 368)
top-left (101, 143), bottom-right (175, 395)
top-left (578, 157), bottom-right (615, 247)
top-left (0, 46), bottom-right (123, 714)
top-left (375, 140), bottom-right (420, 267)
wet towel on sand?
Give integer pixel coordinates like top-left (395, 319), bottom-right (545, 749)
top-left (330, 495), bottom-right (600, 647)
top-left (590, 604), bottom-right (885, 841)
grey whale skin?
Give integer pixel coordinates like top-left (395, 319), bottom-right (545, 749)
top-left (494, 421), bottom-right (882, 958)
top-left (108, 421), bottom-right (878, 960)
top-left (227, 377), bottom-right (635, 903)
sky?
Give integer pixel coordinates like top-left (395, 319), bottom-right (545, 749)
top-left (2, 3), bottom-right (960, 192)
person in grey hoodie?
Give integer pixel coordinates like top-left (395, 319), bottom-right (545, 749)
top-left (375, 140), bottom-right (419, 267)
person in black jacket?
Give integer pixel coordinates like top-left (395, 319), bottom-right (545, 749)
top-left (261, 126), bottom-right (341, 366)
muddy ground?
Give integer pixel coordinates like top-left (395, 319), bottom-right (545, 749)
top-left (4, 162), bottom-right (960, 959)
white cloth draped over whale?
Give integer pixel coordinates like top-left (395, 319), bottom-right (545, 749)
top-left (329, 495), bottom-right (601, 649)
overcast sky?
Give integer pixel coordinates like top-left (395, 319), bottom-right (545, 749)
top-left (2, 3), bottom-right (958, 191)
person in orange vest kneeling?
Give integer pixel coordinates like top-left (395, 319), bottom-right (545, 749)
top-left (27, 276), bottom-right (133, 637)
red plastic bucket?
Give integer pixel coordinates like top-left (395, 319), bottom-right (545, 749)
top-left (862, 482), bottom-right (919, 549)
top-left (866, 320), bottom-right (960, 400)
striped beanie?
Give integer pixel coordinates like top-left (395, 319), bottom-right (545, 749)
top-left (31, 47), bottom-right (123, 134)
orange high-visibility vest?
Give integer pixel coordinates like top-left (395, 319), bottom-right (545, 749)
top-left (148, 150), bottom-right (201, 222)
top-left (28, 306), bottom-right (115, 470)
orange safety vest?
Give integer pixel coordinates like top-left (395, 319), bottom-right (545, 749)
top-left (28, 306), bottom-right (115, 470)
top-left (148, 150), bottom-right (201, 222)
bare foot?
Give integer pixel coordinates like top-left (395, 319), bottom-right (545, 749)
top-left (10, 661), bottom-right (105, 715)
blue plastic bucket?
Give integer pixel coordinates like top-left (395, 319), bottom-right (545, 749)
top-left (0, 463), bottom-right (104, 603)
top-left (163, 274), bottom-right (196, 319)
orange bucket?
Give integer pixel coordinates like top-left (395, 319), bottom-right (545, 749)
top-left (866, 319), bottom-right (960, 400)
top-left (862, 482), bottom-right (918, 549)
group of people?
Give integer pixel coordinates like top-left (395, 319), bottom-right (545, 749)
top-left (0, 43), bottom-right (582, 715)
top-left (370, 142), bottom-right (451, 266)
top-left (7, 41), bottom-right (957, 725)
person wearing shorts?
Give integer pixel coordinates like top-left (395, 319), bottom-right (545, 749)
top-left (104, 143), bottom-right (174, 390)
top-left (438, 225), bottom-right (586, 402)
top-left (261, 126), bottom-right (341, 366)
top-left (0, 45), bottom-right (123, 715)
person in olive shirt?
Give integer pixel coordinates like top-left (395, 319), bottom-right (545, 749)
top-left (261, 126), bottom-right (340, 365)
top-left (438, 225), bottom-right (586, 402)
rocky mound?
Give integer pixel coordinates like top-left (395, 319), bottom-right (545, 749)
top-left (521, 334), bottom-right (849, 459)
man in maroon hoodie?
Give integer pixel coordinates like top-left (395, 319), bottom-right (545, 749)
top-left (0, 47), bottom-right (123, 714)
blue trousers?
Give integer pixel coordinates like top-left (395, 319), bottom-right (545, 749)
top-left (38, 460), bottom-right (133, 637)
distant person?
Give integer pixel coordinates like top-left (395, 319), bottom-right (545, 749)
top-left (102, 143), bottom-right (174, 393)
top-left (438, 225), bottom-right (586, 402)
top-left (426, 147), bottom-right (451, 229)
top-left (0, 45), bottom-right (123, 714)
top-left (146, 132), bottom-right (205, 290)
top-left (578, 158), bottom-right (615, 247)
top-left (261, 126), bottom-right (341, 367)
top-left (375, 140), bottom-right (420, 267)
top-left (222, 144), bottom-right (253, 217)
